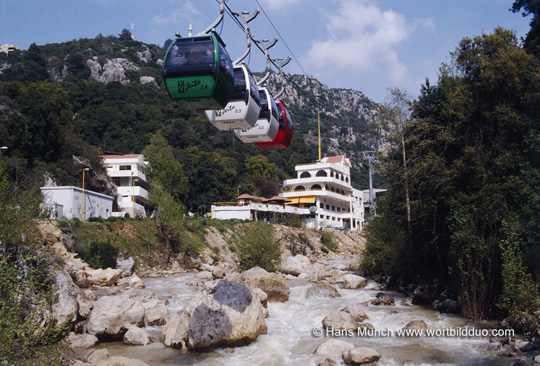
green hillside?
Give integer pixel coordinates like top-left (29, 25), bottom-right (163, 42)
top-left (0, 29), bottom-right (384, 213)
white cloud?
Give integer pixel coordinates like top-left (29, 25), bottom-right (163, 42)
top-left (150, 1), bottom-right (202, 26)
top-left (304, 0), bottom-right (428, 85)
top-left (259, 0), bottom-right (303, 11)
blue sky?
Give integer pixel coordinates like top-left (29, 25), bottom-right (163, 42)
top-left (0, 0), bottom-right (533, 102)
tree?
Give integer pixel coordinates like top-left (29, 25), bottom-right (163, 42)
top-left (377, 88), bottom-right (413, 246)
top-left (244, 155), bottom-right (280, 197)
top-left (512, 0), bottom-right (540, 58)
top-left (142, 131), bottom-right (188, 203)
top-left (365, 28), bottom-right (540, 320)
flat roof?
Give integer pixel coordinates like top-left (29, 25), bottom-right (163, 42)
top-left (41, 186), bottom-right (114, 200)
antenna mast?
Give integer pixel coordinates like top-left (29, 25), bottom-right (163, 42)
top-left (318, 110), bottom-right (321, 161)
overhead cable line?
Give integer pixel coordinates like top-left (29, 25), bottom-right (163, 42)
top-left (217, 0), bottom-right (327, 112)
top-left (253, 0), bottom-right (308, 76)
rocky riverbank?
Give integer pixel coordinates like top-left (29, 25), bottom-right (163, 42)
top-left (37, 220), bottom-right (540, 366)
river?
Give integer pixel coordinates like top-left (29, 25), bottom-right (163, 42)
top-left (95, 264), bottom-right (521, 366)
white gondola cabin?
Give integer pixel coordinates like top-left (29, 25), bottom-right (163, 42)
top-left (234, 87), bottom-right (279, 143)
top-left (204, 65), bottom-right (260, 130)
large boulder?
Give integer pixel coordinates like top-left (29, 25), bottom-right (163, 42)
top-left (341, 274), bottom-right (367, 289)
top-left (77, 289), bottom-right (97, 319)
top-left (115, 288), bottom-right (169, 326)
top-left (86, 348), bottom-right (149, 366)
top-left (349, 254), bottom-right (363, 271)
top-left (280, 255), bottom-right (311, 276)
top-left (314, 339), bottom-right (355, 356)
top-left (343, 347), bottom-right (381, 365)
top-left (124, 327), bottom-right (153, 346)
top-left (306, 284), bottom-right (342, 299)
top-left (116, 256), bottom-right (135, 277)
top-left (68, 333), bottom-right (99, 349)
top-left (318, 269), bottom-right (343, 284)
top-left (402, 320), bottom-right (427, 332)
top-left (161, 280), bottom-right (267, 351)
top-left (322, 311), bottom-right (358, 331)
top-left (52, 269), bottom-right (79, 329)
top-left (86, 294), bottom-right (145, 341)
top-left (370, 293), bottom-right (395, 306)
top-left (75, 268), bottom-right (123, 288)
top-left (238, 267), bottom-right (290, 302)
top-left (341, 304), bottom-right (368, 322)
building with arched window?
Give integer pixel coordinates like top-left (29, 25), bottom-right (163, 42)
top-left (211, 155), bottom-right (384, 231)
top-left (280, 156), bottom-right (365, 230)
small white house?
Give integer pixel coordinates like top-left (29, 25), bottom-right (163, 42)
top-left (41, 186), bottom-right (114, 221)
top-left (101, 154), bottom-right (149, 218)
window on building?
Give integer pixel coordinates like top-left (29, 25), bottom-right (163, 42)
top-left (316, 170), bottom-right (327, 177)
top-left (312, 184), bottom-right (322, 190)
top-left (294, 186), bottom-right (305, 191)
top-left (326, 204), bottom-right (330, 210)
top-left (300, 171), bottom-right (311, 178)
top-left (119, 165), bottom-right (132, 171)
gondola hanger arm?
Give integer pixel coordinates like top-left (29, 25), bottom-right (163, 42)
top-left (196, 0), bottom-right (227, 36)
top-left (271, 56), bottom-right (291, 99)
top-left (232, 9), bottom-right (260, 67)
top-left (254, 38), bottom-right (278, 86)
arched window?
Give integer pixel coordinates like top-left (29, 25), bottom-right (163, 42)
top-left (346, 177), bottom-right (349, 183)
top-left (316, 170), bottom-right (327, 177)
top-left (330, 171), bottom-right (334, 178)
top-left (300, 171), bottom-right (311, 178)
top-left (312, 184), bottom-right (322, 190)
top-left (294, 185), bottom-right (305, 191)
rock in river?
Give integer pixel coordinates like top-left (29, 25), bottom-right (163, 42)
top-left (161, 280), bottom-right (267, 351)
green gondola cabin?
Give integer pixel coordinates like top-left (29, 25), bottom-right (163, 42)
top-left (162, 32), bottom-right (234, 110)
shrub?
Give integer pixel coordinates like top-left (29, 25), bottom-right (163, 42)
top-left (0, 167), bottom-right (70, 364)
top-left (236, 222), bottom-right (281, 272)
top-left (81, 240), bottom-right (118, 269)
top-left (498, 221), bottom-right (540, 320)
top-left (320, 231), bottom-right (337, 252)
top-left (361, 214), bottom-right (407, 275)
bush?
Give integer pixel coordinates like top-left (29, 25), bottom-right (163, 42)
top-left (498, 221), bottom-right (540, 320)
top-left (80, 240), bottom-right (118, 269)
top-left (361, 214), bottom-right (407, 275)
top-left (236, 222), bottom-right (281, 272)
top-left (320, 231), bottom-right (337, 252)
top-left (0, 167), bottom-right (70, 364)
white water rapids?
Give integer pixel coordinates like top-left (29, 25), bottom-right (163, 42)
top-left (95, 262), bottom-right (521, 366)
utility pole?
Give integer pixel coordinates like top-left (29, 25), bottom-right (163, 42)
top-left (362, 151), bottom-right (376, 220)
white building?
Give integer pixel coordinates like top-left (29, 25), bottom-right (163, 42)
top-left (281, 156), bottom-right (365, 231)
top-left (212, 156), bottom-right (378, 231)
top-left (41, 186), bottom-right (113, 221)
top-left (102, 154), bottom-right (149, 218)
top-left (0, 44), bottom-right (20, 54)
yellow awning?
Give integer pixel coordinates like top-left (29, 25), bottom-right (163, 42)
top-left (284, 196), bottom-right (315, 205)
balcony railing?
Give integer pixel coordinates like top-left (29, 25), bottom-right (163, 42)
top-left (117, 186), bottom-right (149, 201)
